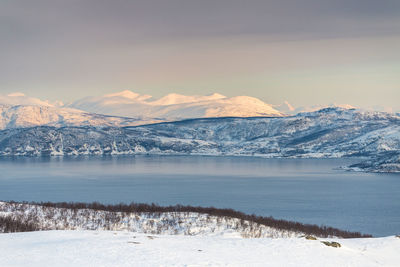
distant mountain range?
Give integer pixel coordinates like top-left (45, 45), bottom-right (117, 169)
top-left (0, 106), bottom-right (399, 172)
top-left (0, 91), bottom-right (369, 130)
top-left (0, 91), bottom-right (398, 172)
top-left (68, 90), bottom-right (285, 119)
top-left (0, 91), bottom-right (285, 129)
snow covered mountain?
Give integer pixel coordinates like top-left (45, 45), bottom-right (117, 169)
top-left (0, 92), bottom-right (55, 107)
top-left (1, 107), bottom-right (399, 172)
top-left (69, 90), bottom-right (285, 119)
top-left (0, 104), bottom-right (163, 130)
top-left (0, 93), bottom-right (163, 129)
top-left (0, 91), bottom-right (283, 129)
top-left (275, 101), bottom-right (357, 115)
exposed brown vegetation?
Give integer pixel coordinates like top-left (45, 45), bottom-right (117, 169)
top-left (305, 235), bottom-right (317, 240)
top-left (0, 215), bottom-right (39, 233)
top-left (321, 241), bottom-right (341, 248)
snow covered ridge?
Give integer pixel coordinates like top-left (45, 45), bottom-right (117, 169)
top-left (1, 91), bottom-right (396, 130)
top-left (0, 91), bottom-right (390, 129)
top-left (0, 201), bottom-right (371, 238)
top-left (0, 107), bottom-right (399, 172)
top-left (0, 104), bottom-right (164, 130)
top-left (0, 91), bottom-right (284, 130)
top-left (69, 90), bottom-right (285, 119)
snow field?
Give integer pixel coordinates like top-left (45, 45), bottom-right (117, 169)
top-left (0, 231), bottom-right (399, 267)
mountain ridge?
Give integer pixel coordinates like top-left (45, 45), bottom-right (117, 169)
top-left (0, 107), bottom-right (398, 172)
top-left (68, 90), bottom-right (285, 119)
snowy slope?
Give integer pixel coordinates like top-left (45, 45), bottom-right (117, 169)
top-left (0, 202), bottom-right (300, 238)
top-left (69, 90), bottom-right (285, 119)
top-left (0, 93), bottom-right (165, 129)
top-left (0, 231), bottom-right (399, 267)
top-left (0, 104), bottom-right (163, 130)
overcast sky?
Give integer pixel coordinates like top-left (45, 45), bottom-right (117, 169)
top-left (1, 0), bottom-right (399, 110)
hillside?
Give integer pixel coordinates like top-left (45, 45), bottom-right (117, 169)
top-left (0, 201), bottom-right (368, 238)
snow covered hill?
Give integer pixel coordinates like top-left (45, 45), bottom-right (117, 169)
top-left (277, 102), bottom-right (358, 115)
top-left (0, 202), bottom-right (397, 266)
top-left (69, 90), bottom-right (285, 119)
top-left (0, 93), bottom-right (164, 129)
top-left (0, 104), bottom-right (163, 129)
top-left (2, 201), bottom-right (368, 238)
top-left (1, 231), bottom-right (398, 267)
top-left (0, 91), bottom-right (283, 129)
top-left (0, 202), bottom-right (301, 238)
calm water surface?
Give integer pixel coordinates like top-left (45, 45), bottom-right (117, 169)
top-left (0, 155), bottom-right (399, 237)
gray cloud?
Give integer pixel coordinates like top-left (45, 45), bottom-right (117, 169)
top-left (0, 0), bottom-right (399, 108)
top-left (2, 0), bottom-right (400, 44)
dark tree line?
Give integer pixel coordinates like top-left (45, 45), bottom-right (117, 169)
top-left (0, 215), bottom-right (38, 233)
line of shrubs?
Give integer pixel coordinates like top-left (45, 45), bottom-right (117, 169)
top-left (2, 201), bottom-right (371, 238)
top-left (0, 215), bottom-right (39, 233)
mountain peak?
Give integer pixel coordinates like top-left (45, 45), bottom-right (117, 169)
top-left (150, 93), bottom-right (222, 106)
top-left (70, 91), bottom-right (284, 118)
top-left (276, 103), bottom-right (357, 115)
top-left (104, 90), bottom-right (140, 99)
top-left (0, 93), bottom-right (53, 107)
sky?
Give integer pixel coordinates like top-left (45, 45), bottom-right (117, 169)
top-left (1, 0), bottom-right (399, 110)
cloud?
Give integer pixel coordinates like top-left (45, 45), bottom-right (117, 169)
top-left (0, 0), bottom-right (399, 108)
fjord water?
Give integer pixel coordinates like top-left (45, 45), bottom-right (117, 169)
top-left (0, 156), bottom-right (398, 237)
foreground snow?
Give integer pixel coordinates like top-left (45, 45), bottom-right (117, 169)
top-left (0, 231), bottom-right (398, 267)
